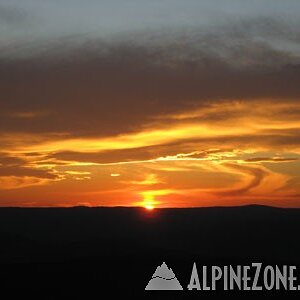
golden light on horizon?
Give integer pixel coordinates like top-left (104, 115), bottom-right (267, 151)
top-left (0, 100), bottom-right (300, 208)
top-left (145, 204), bottom-right (154, 210)
top-left (139, 189), bottom-right (175, 209)
top-left (141, 191), bottom-right (157, 210)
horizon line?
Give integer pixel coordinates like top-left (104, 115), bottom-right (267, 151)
top-left (0, 204), bottom-right (299, 209)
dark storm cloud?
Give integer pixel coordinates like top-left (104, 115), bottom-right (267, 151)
top-left (0, 34), bottom-right (300, 140)
top-left (0, 16), bottom-right (300, 145)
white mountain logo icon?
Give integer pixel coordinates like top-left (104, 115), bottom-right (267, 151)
top-left (145, 262), bottom-right (183, 290)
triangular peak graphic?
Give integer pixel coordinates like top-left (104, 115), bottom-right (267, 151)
top-left (145, 262), bottom-right (183, 290)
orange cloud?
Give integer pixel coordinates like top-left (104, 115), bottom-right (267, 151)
top-left (0, 99), bottom-right (300, 206)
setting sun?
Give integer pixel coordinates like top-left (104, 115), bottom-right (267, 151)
top-left (145, 204), bottom-right (154, 210)
top-left (139, 190), bottom-right (169, 210)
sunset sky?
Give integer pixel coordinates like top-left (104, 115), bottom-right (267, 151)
top-left (0, 0), bottom-right (300, 208)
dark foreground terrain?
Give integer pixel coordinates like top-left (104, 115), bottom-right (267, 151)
top-left (0, 205), bottom-right (300, 297)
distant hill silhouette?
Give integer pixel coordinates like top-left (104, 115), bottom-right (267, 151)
top-left (0, 205), bottom-right (299, 295)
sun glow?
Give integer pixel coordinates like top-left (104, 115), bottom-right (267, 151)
top-left (141, 190), bottom-right (158, 210)
top-left (145, 204), bottom-right (154, 210)
top-left (140, 189), bottom-right (172, 210)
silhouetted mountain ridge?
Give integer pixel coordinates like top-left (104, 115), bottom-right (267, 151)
top-left (0, 205), bottom-right (299, 293)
